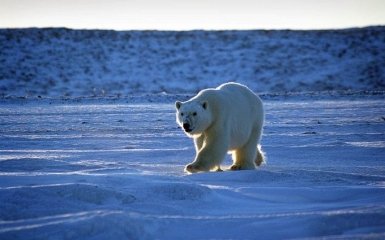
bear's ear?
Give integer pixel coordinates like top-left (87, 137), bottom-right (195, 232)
top-left (202, 101), bottom-right (208, 110)
top-left (175, 101), bottom-right (182, 110)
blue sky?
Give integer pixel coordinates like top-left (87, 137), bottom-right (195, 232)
top-left (1, 0), bottom-right (384, 30)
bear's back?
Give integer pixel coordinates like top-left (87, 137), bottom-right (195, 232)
top-left (218, 82), bottom-right (255, 98)
top-left (218, 82), bottom-right (261, 109)
top-left (196, 82), bottom-right (262, 120)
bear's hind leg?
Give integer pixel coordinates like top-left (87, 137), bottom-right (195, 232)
top-left (256, 145), bottom-right (265, 166)
top-left (230, 140), bottom-right (258, 170)
top-left (230, 146), bottom-right (257, 170)
top-left (230, 128), bottom-right (261, 171)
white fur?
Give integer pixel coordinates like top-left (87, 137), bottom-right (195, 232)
top-left (175, 82), bottom-right (265, 173)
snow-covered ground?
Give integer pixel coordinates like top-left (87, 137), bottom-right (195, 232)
top-left (1, 94), bottom-right (384, 239)
top-left (1, 26), bottom-right (384, 239)
top-left (1, 27), bottom-right (385, 97)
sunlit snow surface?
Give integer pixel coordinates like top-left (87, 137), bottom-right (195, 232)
top-left (1, 96), bottom-right (385, 239)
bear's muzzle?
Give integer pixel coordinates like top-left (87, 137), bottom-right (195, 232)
top-left (183, 123), bottom-right (192, 132)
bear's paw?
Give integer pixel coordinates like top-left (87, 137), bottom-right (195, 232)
top-left (185, 163), bottom-right (202, 173)
top-left (230, 165), bottom-right (242, 171)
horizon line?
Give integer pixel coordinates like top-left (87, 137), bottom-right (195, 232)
top-left (1, 24), bottom-right (384, 32)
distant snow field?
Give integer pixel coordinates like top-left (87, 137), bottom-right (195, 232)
top-left (1, 95), bottom-right (384, 239)
top-left (1, 27), bottom-right (385, 97)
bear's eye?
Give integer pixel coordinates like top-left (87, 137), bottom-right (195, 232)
top-left (192, 112), bottom-right (197, 116)
top-left (181, 113), bottom-right (184, 116)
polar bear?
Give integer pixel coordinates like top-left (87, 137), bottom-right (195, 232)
top-left (175, 82), bottom-right (265, 173)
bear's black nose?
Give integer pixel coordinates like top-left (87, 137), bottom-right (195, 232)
top-left (183, 123), bottom-right (191, 132)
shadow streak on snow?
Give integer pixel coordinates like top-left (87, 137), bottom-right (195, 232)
top-left (0, 210), bottom-right (122, 233)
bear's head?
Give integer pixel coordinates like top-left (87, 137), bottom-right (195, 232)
top-left (175, 100), bottom-right (212, 137)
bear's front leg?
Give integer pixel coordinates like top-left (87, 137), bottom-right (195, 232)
top-left (185, 135), bottom-right (228, 173)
